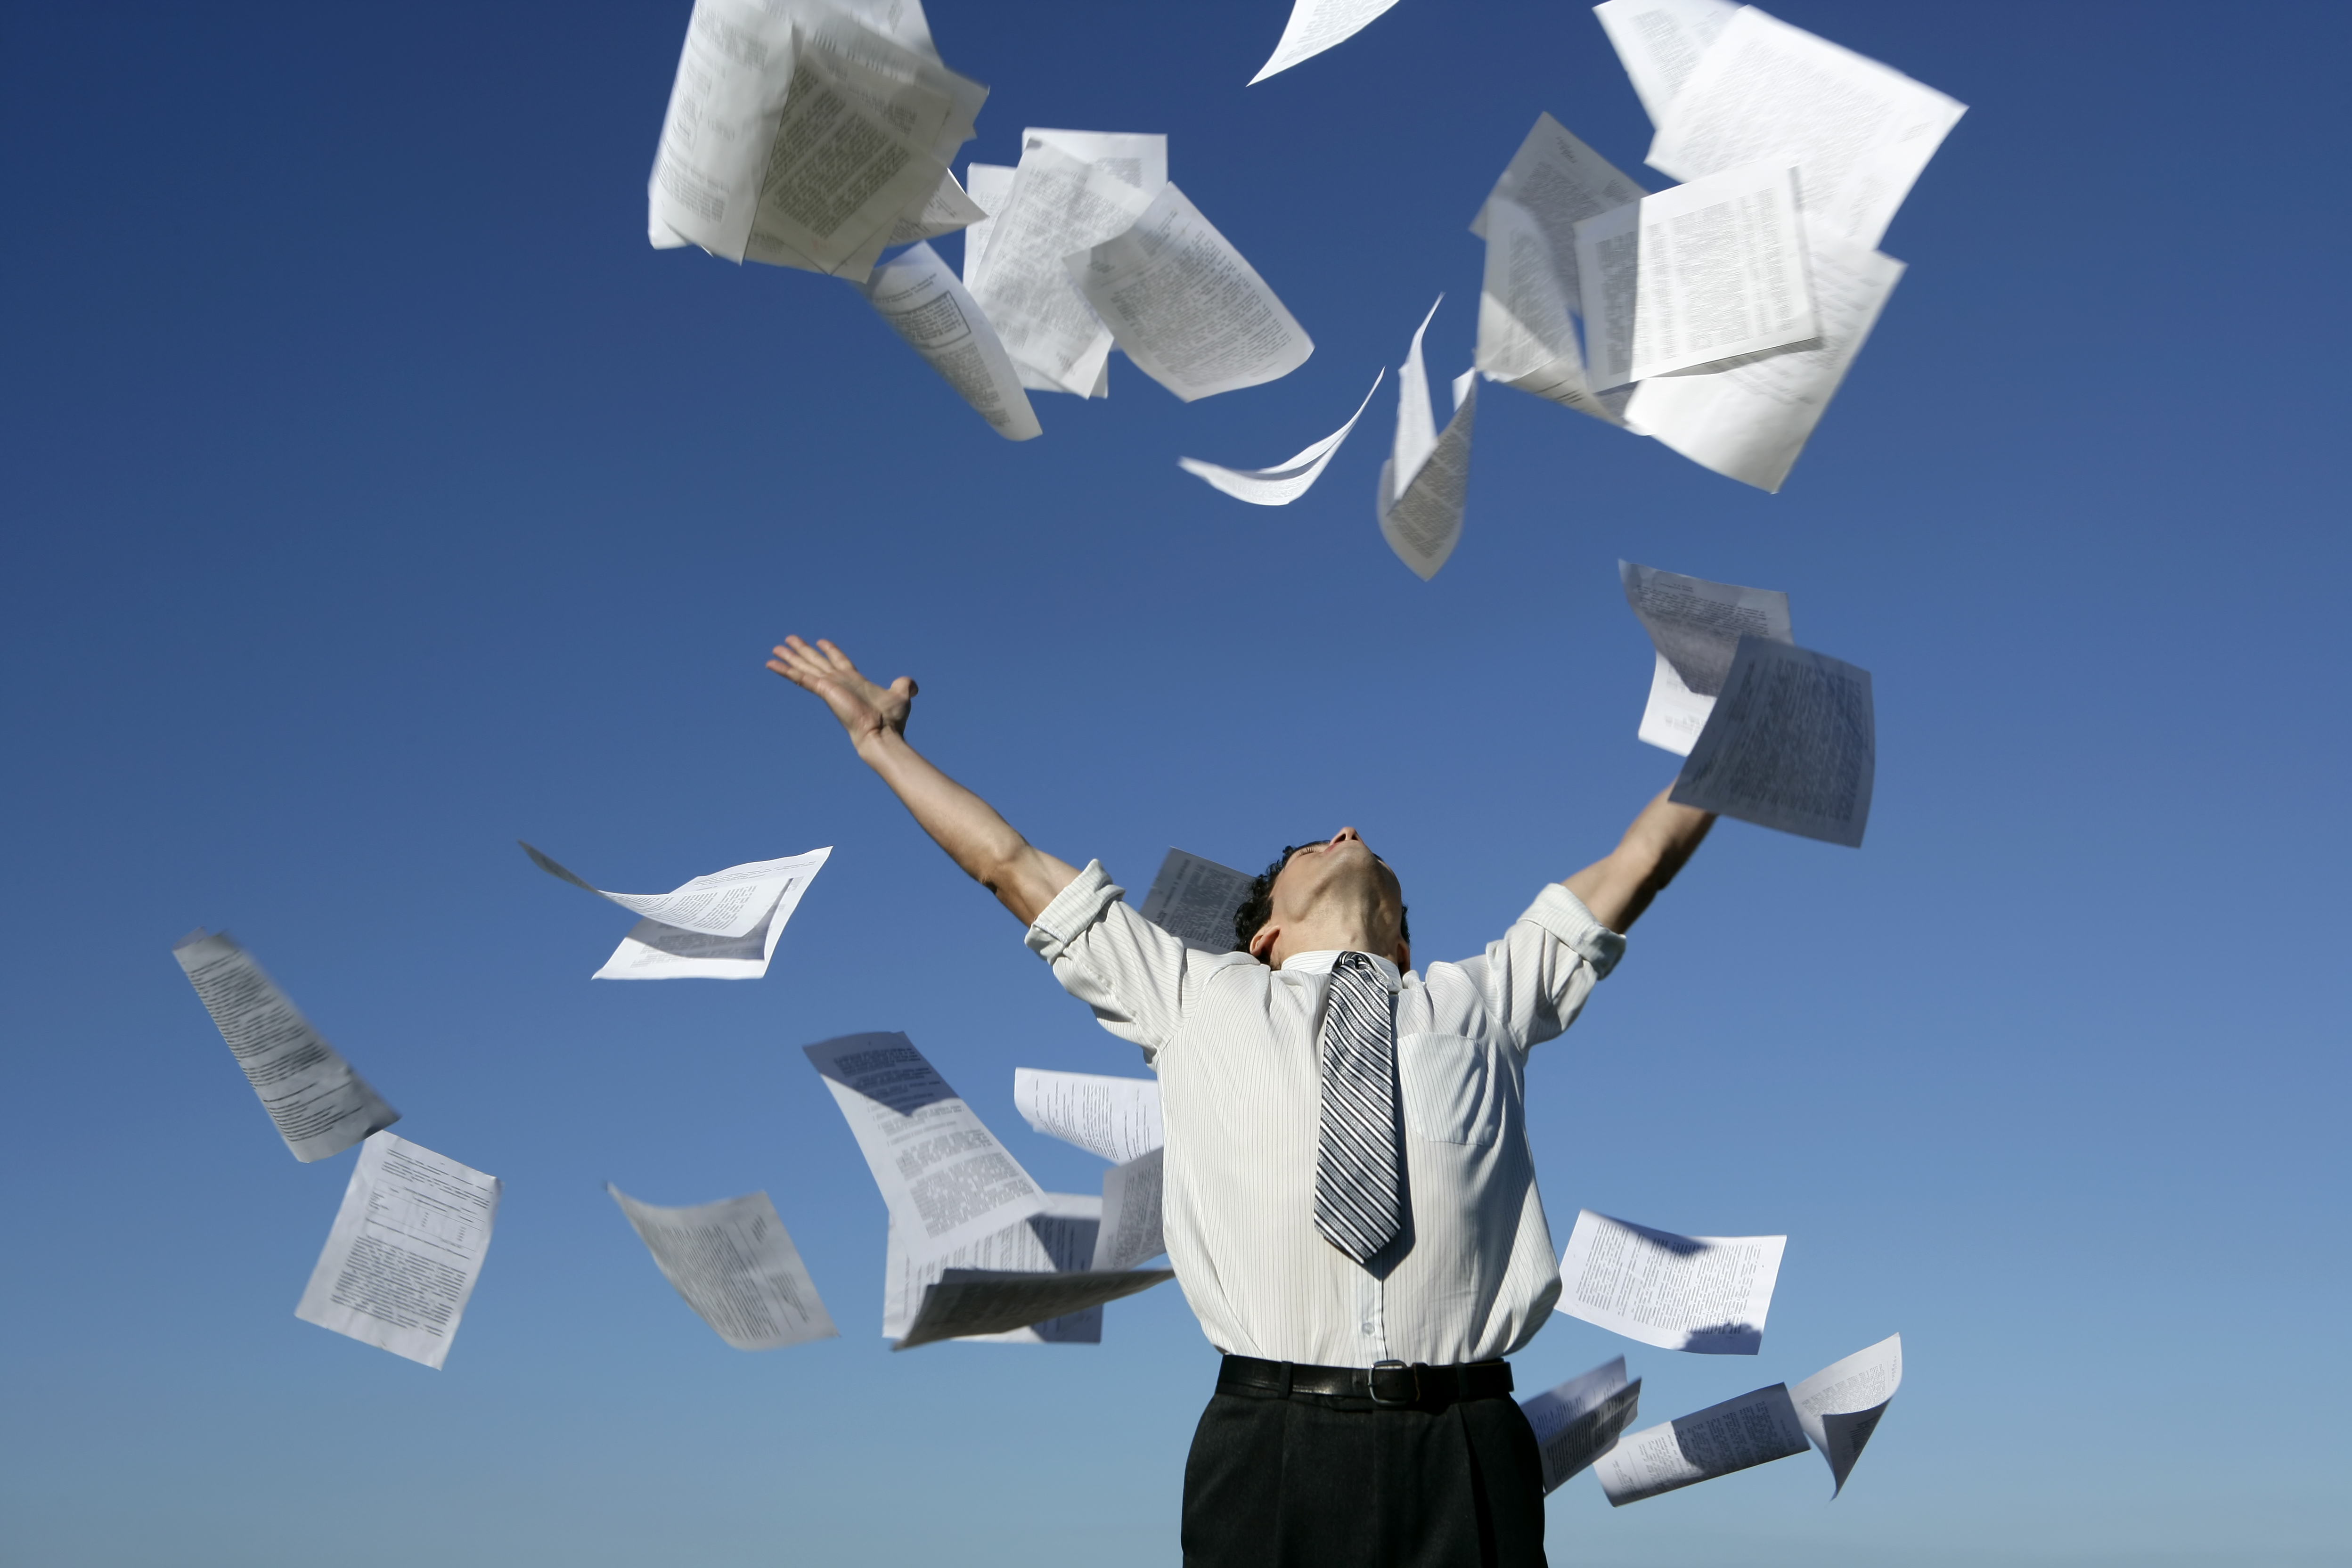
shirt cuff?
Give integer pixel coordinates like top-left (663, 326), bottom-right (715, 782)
top-left (1522, 884), bottom-right (1627, 980)
top-left (1024, 860), bottom-right (1125, 964)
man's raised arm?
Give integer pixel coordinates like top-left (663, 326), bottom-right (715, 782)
top-left (1562, 786), bottom-right (1715, 935)
top-left (767, 637), bottom-right (1078, 925)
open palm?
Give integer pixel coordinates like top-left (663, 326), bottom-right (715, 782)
top-left (766, 637), bottom-right (915, 748)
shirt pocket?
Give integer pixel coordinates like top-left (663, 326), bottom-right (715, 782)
top-left (1397, 1032), bottom-right (1503, 1147)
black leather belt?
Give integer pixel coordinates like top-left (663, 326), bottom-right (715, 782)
top-left (1217, 1353), bottom-right (1514, 1408)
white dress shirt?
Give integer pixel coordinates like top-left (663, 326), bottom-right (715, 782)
top-left (1025, 862), bottom-right (1625, 1369)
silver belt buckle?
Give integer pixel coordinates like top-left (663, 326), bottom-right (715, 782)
top-left (1369, 1358), bottom-right (1419, 1406)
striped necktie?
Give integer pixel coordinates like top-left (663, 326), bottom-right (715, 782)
top-left (1313, 951), bottom-right (1405, 1266)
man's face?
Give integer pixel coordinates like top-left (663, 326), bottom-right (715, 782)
top-left (1268, 828), bottom-right (1407, 947)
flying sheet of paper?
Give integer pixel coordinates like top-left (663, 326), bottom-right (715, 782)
top-left (1556, 1209), bottom-right (1786, 1354)
top-left (1092, 1147), bottom-right (1167, 1272)
top-left (1136, 847), bottom-right (1257, 953)
top-left (172, 931), bottom-right (399, 1163)
top-left (1178, 370), bottom-right (1383, 504)
top-left (1521, 1357), bottom-right (1644, 1495)
top-left (1022, 128), bottom-right (1168, 196)
top-left (1670, 635), bottom-right (1875, 847)
top-left (1592, 0), bottom-right (1737, 126)
top-left (1377, 300), bottom-right (1477, 580)
top-left (294, 1132), bottom-right (499, 1370)
top-left (887, 168), bottom-right (988, 246)
top-left (805, 1032), bottom-right (1046, 1261)
top-left (970, 143), bottom-right (1156, 395)
top-left (1470, 113), bottom-right (1647, 278)
top-left (1790, 1332), bottom-right (1902, 1494)
top-left (1596, 1382), bottom-right (1809, 1504)
top-left (1647, 5), bottom-right (1965, 250)
top-left (1013, 1069), bottom-right (1165, 1165)
top-left (1070, 183), bottom-right (1313, 401)
top-left (1250, 0), bottom-right (1405, 83)
top-left (1620, 560), bottom-right (1792, 757)
top-left (896, 1266), bottom-right (1175, 1349)
top-left (1625, 220), bottom-right (1904, 491)
top-left (884, 1194), bottom-right (1105, 1343)
top-left (1576, 162), bottom-right (1816, 387)
top-left (865, 243), bottom-right (1043, 442)
top-left (607, 1185), bottom-right (837, 1351)
top-left (524, 843), bottom-right (831, 979)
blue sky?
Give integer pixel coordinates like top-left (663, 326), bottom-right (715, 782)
top-left (3, 1), bottom-right (2347, 1564)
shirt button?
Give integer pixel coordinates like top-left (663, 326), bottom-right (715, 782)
top-left (1360, 1323), bottom-right (1373, 1334)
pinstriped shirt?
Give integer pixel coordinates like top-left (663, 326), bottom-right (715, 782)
top-left (1024, 863), bottom-right (1626, 1368)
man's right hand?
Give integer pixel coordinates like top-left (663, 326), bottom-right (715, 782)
top-left (767, 637), bottom-right (915, 755)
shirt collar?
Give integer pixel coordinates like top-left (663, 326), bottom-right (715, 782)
top-left (1276, 950), bottom-right (1405, 991)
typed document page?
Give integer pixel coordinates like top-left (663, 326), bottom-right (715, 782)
top-left (1670, 635), bottom-right (1875, 848)
top-left (1092, 1147), bottom-right (1167, 1272)
top-left (1521, 1356), bottom-right (1644, 1495)
top-left (897, 1265), bottom-right (1175, 1349)
top-left (1790, 1332), bottom-right (1902, 1494)
top-left (1647, 5), bottom-right (1965, 250)
top-left (523, 843), bottom-right (816, 942)
top-left (883, 1194), bottom-right (1104, 1343)
top-left (1620, 559), bottom-right (1793, 702)
top-left (1250, 0), bottom-right (1405, 83)
top-left (887, 168), bottom-right (988, 246)
top-left (1022, 128), bottom-right (1168, 195)
top-left (1581, 163), bottom-right (1818, 385)
top-left (1379, 301), bottom-right (1477, 580)
top-left (805, 1032), bottom-right (1046, 1260)
top-left (1596, 1382), bottom-right (1809, 1504)
top-left (172, 931), bottom-right (399, 1163)
top-left (525, 844), bottom-right (830, 980)
top-left (1592, 0), bottom-right (1737, 127)
top-left (648, 0), bottom-right (794, 262)
top-left (608, 1186), bottom-right (838, 1351)
top-left (1070, 184), bottom-right (1313, 401)
top-left (1180, 369), bottom-right (1384, 505)
top-left (970, 143), bottom-right (1156, 395)
top-left (1013, 1069), bottom-right (1165, 1165)
top-left (865, 243), bottom-right (1043, 441)
top-left (1136, 848), bottom-right (1258, 952)
top-left (1556, 1209), bottom-right (1786, 1354)
top-left (1476, 199), bottom-right (1627, 425)
top-left (294, 1133), bottom-right (500, 1370)
top-left (1626, 221), bottom-right (1905, 492)
top-left (1471, 113), bottom-right (1649, 298)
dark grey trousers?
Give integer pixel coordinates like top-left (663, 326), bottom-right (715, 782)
top-left (1180, 1386), bottom-right (1548, 1568)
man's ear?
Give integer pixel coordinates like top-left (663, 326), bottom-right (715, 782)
top-left (1248, 923), bottom-right (1278, 963)
top-left (1391, 939), bottom-right (1411, 972)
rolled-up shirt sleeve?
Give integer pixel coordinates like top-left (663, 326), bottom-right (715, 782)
top-left (1024, 861), bottom-right (1209, 1062)
top-left (1450, 884), bottom-right (1627, 1054)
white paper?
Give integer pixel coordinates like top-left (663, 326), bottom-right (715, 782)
top-left (1013, 1069), bottom-right (1165, 1165)
top-left (172, 931), bottom-right (399, 1163)
top-left (883, 1193), bottom-right (1105, 1344)
top-left (969, 143), bottom-right (1156, 394)
top-left (1091, 1147), bottom-right (1167, 1271)
top-left (1135, 847), bottom-right (1258, 953)
top-left (1670, 635), bottom-right (1875, 848)
top-left (961, 162), bottom-right (1014, 285)
top-left (294, 1132), bottom-right (499, 1370)
top-left (896, 1265), bottom-right (1175, 1349)
top-left (1556, 1209), bottom-right (1785, 1354)
top-left (1596, 1382), bottom-right (1809, 1504)
top-left (607, 1185), bottom-right (837, 1351)
top-left (805, 1031), bottom-right (1046, 1260)
top-left (1377, 301), bottom-right (1477, 581)
top-left (1179, 370), bottom-right (1383, 504)
top-left (1790, 1332), bottom-right (1902, 1494)
top-left (1520, 1356), bottom-right (1643, 1495)
top-left (1250, 0), bottom-right (1405, 83)
top-left (864, 242), bottom-right (1043, 441)
top-left (1470, 113), bottom-right (1648, 283)
top-left (524, 843), bottom-right (830, 980)
top-left (1592, 0), bottom-right (1738, 126)
top-left (1577, 162), bottom-right (1817, 387)
top-left (886, 168), bottom-right (989, 246)
top-left (1069, 184), bottom-right (1313, 402)
top-left (1475, 198), bottom-right (1628, 426)
top-left (1625, 220), bottom-right (1904, 491)
top-left (1648, 5), bottom-right (1965, 250)
top-left (1021, 128), bottom-right (1168, 196)
top-left (1619, 559), bottom-right (1793, 729)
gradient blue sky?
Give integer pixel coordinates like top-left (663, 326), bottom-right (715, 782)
top-left (4, 2), bottom-right (2347, 1565)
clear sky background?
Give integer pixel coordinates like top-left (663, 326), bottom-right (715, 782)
top-left (3, 2), bottom-right (2346, 1565)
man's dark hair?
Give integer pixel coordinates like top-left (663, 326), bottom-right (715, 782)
top-left (1233, 841), bottom-right (1410, 956)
